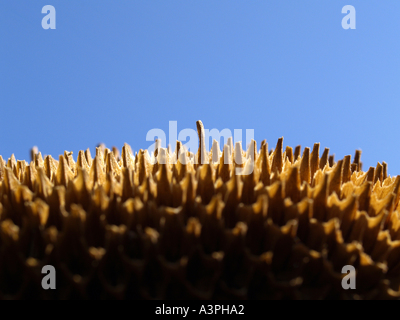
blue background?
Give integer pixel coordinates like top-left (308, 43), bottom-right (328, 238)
top-left (1, 1), bottom-right (399, 175)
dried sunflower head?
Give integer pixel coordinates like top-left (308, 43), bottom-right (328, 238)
top-left (0, 121), bottom-right (399, 300)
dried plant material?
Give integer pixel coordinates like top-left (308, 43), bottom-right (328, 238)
top-left (0, 156), bottom-right (4, 182)
top-left (196, 120), bottom-right (208, 166)
top-left (271, 137), bottom-right (283, 174)
top-left (329, 154), bottom-right (335, 167)
top-left (1, 121), bottom-right (400, 300)
top-left (55, 155), bottom-right (74, 187)
top-left (300, 147), bottom-right (311, 185)
top-left (211, 139), bottom-right (220, 164)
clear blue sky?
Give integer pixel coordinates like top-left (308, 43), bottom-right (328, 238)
top-left (1, 1), bottom-right (400, 175)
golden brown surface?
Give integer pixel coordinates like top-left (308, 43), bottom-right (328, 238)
top-left (0, 121), bottom-right (400, 299)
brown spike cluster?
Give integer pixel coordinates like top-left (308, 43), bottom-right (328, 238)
top-left (0, 122), bottom-right (400, 300)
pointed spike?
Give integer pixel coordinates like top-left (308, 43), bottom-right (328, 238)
top-left (106, 150), bottom-right (121, 176)
top-left (196, 120), bottom-right (208, 165)
top-left (247, 139), bottom-right (257, 162)
top-left (17, 160), bottom-right (27, 181)
top-left (23, 164), bottom-right (36, 190)
top-left (158, 147), bottom-right (168, 165)
top-left (12, 160), bottom-right (19, 181)
top-left (234, 142), bottom-right (244, 166)
top-left (227, 137), bottom-right (234, 155)
top-left (382, 162), bottom-right (388, 181)
top-left (30, 146), bottom-right (38, 163)
top-left (328, 155), bottom-right (335, 167)
top-left (121, 144), bottom-right (134, 169)
top-left (8, 154), bottom-right (17, 170)
top-left (121, 167), bottom-right (134, 201)
top-left (157, 161), bottom-right (172, 206)
top-left (103, 148), bottom-right (111, 164)
top-left (112, 146), bottom-right (120, 161)
top-left (36, 167), bottom-right (53, 199)
top-left (320, 148), bottom-right (329, 170)
top-left (260, 143), bottom-right (271, 186)
top-left (19, 165), bottom-right (26, 183)
top-left (63, 151), bottom-right (75, 172)
top-left (374, 162), bottom-right (383, 184)
top-left (44, 155), bottom-right (57, 181)
top-left (285, 166), bottom-right (301, 203)
top-left (85, 149), bottom-right (93, 166)
top-left (218, 145), bottom-right (231, 183)
top-left (260, 139), bottom-right (266, 151)
top-left (300, 147), bottom-right (310, 185)
top-left (73, 167), bottom-right (91, 197)
top-left (212, 139), bottom-right (220, 163)
top-left (310, 143), bottom-right (320, 183)
top-left (77, 150), bottom-right (90, 173)
top-left (343, 155), bottom-right (351, 183)
top-left (175, 141), bottom-right (182, 159)
top-left (285, 146), bottom-right (294, 163)
top-left (90, 155), bottom-right (105, 186)
top-left (167, 144), bottom-right (172, 156)
top-left (137, 150), bottom-right (147, 186)
top-left (55, 155), bottom-right (74, 187)
top-left (353, 150), bottom-right (362, 166)
top-left (241, 161), bottom-right (256, 204)
top-left (328, 160), bottom-right (343, 196)
top-left (294, 146), bottom-right (301, 160)
top-left (366, 167), bottom-right (375, 183)
top-left (154, 139), bottom-right (161, 158)
top-left (96, 147), bottom-right (105, 168)
top-left (271, 137), bottom-right (283, 174)
top-left (4, 167), bottom-right (20, 195)
top-left (134, 151), bottom-right (139, 168)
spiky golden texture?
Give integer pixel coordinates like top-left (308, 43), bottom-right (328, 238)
top-left (0, 125), bottom-right (399, 299)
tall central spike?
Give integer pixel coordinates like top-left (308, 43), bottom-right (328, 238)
top-left (196, 120), bottom-right (208, 165)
